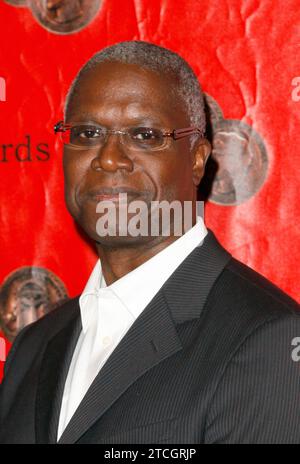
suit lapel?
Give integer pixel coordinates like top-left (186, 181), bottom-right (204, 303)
top-left (58, 289), bottom-right (182, 444)
top-left (35, 298), bottom-right (82, 444)
top-left (58, 230), bottom-right (231, 444)
top-left (163, 230), bottom-right (232, 324)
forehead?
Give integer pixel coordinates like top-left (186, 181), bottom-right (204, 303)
top-left (66, 61), bottom-right (189, 126)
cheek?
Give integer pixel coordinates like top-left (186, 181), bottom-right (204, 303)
top-left (143, 153), bottom-right (193, 201)
top-left (63, 155), bottom-right (88, 210)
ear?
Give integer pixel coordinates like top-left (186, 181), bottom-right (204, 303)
top-left (192, 139), bottom-right (211, 186)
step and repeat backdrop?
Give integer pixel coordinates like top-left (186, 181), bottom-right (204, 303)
top-left (0, 0), bottom-right (299, 380)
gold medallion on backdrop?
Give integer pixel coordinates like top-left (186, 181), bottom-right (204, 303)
top-left (201, 94), bottom-right (268, 206)
top-left (5, 0), bottom-right (102, 34)
top-left (0, 267), bottom-right (68, 341)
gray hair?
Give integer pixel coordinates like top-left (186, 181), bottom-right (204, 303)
top-left (64, 40), bottom-right (206, 136)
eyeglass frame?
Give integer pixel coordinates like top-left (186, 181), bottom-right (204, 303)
top-left (54, 120), bottom-right (205, 150)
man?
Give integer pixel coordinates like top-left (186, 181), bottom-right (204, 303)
top-left (0, 41), bottom-right (300, 444)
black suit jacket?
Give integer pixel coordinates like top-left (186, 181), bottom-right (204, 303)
top-left (1, 230), bottom-right (300, 444)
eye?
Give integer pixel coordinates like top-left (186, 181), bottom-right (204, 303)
top-left (69, 125), bottom-right (105, 146)
top-left (129, 127), bottom-right (164, 147)
top-left (132, 128), bottom-right (159, 140)
top-left (72, 125), bottom-right (103, 139)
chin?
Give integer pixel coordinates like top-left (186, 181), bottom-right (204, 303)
top-left (94, 234), bottom-right (154, 249)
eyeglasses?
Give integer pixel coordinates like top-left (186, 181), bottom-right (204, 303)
top-left (54, 121), bottom-right (204, 152)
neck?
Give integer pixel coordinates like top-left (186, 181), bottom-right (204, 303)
top-left (95, 201), bottom-right (200, 286)
top-left (95, 234), bottom-right (180, 286)
top-left (96, 218), bottom-right (196, 286)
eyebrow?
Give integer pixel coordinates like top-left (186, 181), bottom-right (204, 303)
top-left (67, 111), bottom-right (167, 126)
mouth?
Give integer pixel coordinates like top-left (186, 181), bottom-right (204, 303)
top-left (86, 187), bottom-right (143, 203)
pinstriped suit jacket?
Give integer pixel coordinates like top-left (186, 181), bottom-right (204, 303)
top-left (0, 230), bottom-right (300, 444)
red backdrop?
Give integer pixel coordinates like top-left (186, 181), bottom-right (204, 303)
top-left (0, 0), bottom-right (300, 381)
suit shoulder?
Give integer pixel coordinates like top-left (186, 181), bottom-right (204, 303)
top-left (1, 296), bottom-right (80, 385)
top-left (227, 258), bottom-right (299, 313)
top-left (199, 257), bottom-right (300, 402)
top-left (206, 257), bottom-right (300, 333)
top-left (19, 295), bottom-right (80, 341)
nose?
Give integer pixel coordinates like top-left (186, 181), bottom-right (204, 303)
top-left (90, 133), bottom-right (134, 173)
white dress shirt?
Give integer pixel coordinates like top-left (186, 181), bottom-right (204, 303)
top-left (57, 216), bottom-right (207, 440)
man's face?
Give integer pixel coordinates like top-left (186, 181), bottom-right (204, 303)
top-left (63, 62), bottom-right (205, 246)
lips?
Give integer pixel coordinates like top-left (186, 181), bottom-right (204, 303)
top-left (86, 186), bottom-right (142, 203)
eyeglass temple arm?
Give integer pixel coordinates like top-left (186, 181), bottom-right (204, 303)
top-left (54, 121), bottom-right (72, 133)
top-left (172, 127), bottom-right (204, 140)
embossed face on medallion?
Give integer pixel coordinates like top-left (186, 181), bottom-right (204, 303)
top-left (6, 0), bottom-right (101, 34)
top-left (0, 267), bottom-right (68, 341)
